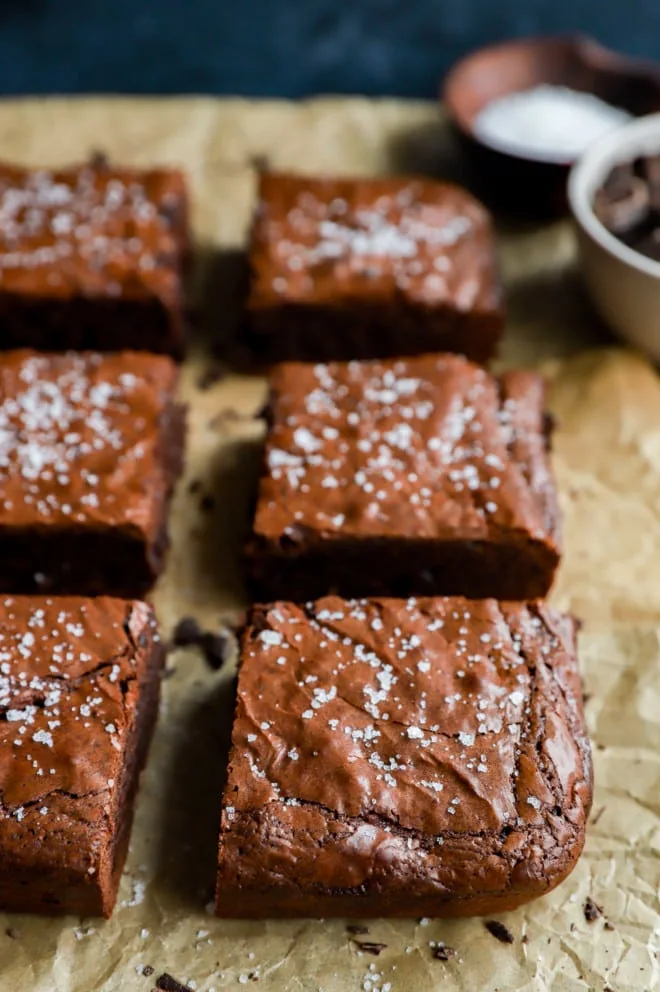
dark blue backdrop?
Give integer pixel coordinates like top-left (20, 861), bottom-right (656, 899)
top-left (3, 1), bottom-right (660, 97)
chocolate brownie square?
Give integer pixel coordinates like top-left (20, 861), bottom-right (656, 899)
top-left (245, 171), bottom-right (504, 363)
top-left (0, 160), bottom-right (189, 357)
top-left (0, 349), bottom-right (185, 597)
top-left (246, 353), bottom-right (560, 601)
top-left (215, 596), bottom-right (592, 918)
top-left (0, 596), bottom-right (164, 916)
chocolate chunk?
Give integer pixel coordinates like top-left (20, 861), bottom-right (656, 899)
top-left (593, 175), bottom-right (650, 236)
top-left (155, 976), bottom-right (193, 992)
top-left (351, 940), bottom-right (387, 955)
top-left (143, 965), bottom-right (155, 977)
top-left (484, 920), bottom-right (515, 944)
top-left (346, 924), bottom-right (369, 935)
top-left (584, 897), bottom-right (603, 922)
top-left (172, 616), bottom-right (203, 647)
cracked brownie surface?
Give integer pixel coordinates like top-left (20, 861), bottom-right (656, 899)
top-left (215, 595), bottom-right (592, 918)
top-left (0, 595), bottom-right (164, 916)
top-left (247, 353), bottom-right (560, 601)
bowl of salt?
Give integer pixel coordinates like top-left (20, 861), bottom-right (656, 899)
top-left (443, 35), bottom-right (660, 216)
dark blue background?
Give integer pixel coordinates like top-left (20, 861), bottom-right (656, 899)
top-left (3, 1), bottom-right (660, 97)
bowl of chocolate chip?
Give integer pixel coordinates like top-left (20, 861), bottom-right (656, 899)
top-left (569, 113), bottom-right (660, 362)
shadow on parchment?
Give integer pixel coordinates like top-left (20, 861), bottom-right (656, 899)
top-left (190, 244), bottom-right (251, 366)
top-left (185, 434), bottom-right (264, 604)
top-left (155, 674), bottom-right (237, 908)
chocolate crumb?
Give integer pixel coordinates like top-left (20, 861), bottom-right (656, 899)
top-left (200, 494), bottom-right (216, 513)
top-left (89, 149), bottom-right (110, 170)
top-left (198, 631), bottom-right (231, 671)
top-left (521, 934), bottom-right (529, 944)
top-left (155, 975), bottom-right (193, 992)
top-left (351, 940), bottom-right (387, 956)
top-left (346, 924), bottom-right (369, 935)
top-left (143, 965), bottom-right (155, 977)
top-left (172, 616), bottom-right (202, 648)
top-left (484, 920), bottom-right (515, 944)
top-left (569, 923), bottom-right (576, 932)
top-left (604, 921), bottom-right (615, 931)
top-left (5, 927), bottom-right (18, 939)
top-left (197, 365), bottom-right (227, 390)
top-left (584, 897), bottom-right (603, 923)
top-left (432, 943), bottom-right (457, 961)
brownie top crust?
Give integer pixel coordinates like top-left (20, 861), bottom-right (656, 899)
top-left (0, 161), bottom-right (187, 304)
top-left (227, 596), bottom-right (590, 839)
top-left (248, 172), bottom-right (501, 314)
top-left (255, 353), bottom-right (558, 546)
top-left (0, 596), bottom-right (158, 866)
top-left (0, 349), bottom-right (179, 537)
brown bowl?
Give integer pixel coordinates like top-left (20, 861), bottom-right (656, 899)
top-left (443, 35), bottom-right (660, 217)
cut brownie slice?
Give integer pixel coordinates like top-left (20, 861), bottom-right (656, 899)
top-left (245, 171), bottom-right (504, 364)
top-left (0, 596), bottom-right (164, 916)
top-left (0, 349), bottom-right (185, 597)
top-left (215, 596), bottom-right (592, 918)
top-left (246, 353), bottom-right (560, 601)
top-left (0, 160), bottom-right (189, 357)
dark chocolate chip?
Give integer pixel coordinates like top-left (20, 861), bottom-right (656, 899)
top-left (522, 934), bottom-right (529, 943)
top-left (143, 965), bottom-right (155, 977)
top-left (484, 920), bottom-right (515, 944)
top-left (351, 940), bottom-right (387, 956)
top-left (584, 897), bottom-right (603, 923)
top-left (346, 924), bottom-right (369, 935)
top-left (155, 975), bottom-right (193, 992)
top-left (172, 616), bottom-right (202, 648)
top-left (432, 943), bottom-right (457, 961)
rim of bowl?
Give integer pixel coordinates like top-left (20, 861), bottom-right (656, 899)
top-left (568, 112), bottom-right (660, 278)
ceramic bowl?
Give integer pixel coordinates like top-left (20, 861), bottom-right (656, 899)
top-left (443, 35), bottom-right (660, 216)
top-left (569, 113), bottom-right (660, 362)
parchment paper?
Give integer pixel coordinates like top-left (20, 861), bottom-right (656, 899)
top-left (0, 97), bottom-right (659, 992)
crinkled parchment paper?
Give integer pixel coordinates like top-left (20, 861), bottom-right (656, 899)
top-left (0, 97), bottom-right (659, 992)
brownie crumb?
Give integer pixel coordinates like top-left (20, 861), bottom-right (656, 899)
top-left (351, 939), bottom-right (387, 956)
top-left (142, 965), bottom-right (155, 977)
top-left (604, 921), bottom-right (615, 932)
top-left (432, 943), bottom-right (457, 961)
top-left (484, 920), bottom-right (515, 944)
top-left (172, 616), bottom-right (202, 647)
top-left (197, 365), bottom-right (227, 390)
top-left (89, 149), bottom-right (110, 170)
top-left (200, 494), bottom-right (216, 513)
top-left (5, 927), bottom-right (18, 939)
top-left (346, 924), bottom-right (370, 935)
top-left (154, 975), bottom-right (193, 992)
top-left (583, 898), bottom-right (603, 923)
top-left (521, 934), bottom-right (529, 944)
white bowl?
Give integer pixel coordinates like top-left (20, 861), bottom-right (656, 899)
top-left (568, 113), bottom-right (660, 362)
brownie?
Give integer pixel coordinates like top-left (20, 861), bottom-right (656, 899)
top-left (215, 596), bottom-right (592, 918)
top-left (0, 349), bottom-right (185, 597)
top-left (245, 171), bottom-right (504, 364)
top-left (0, 595), bottom-right (164, 916)
top-left (246, 353), bottom-right (560, 602)
top-left (0, 160), bottom-right (189, 357)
